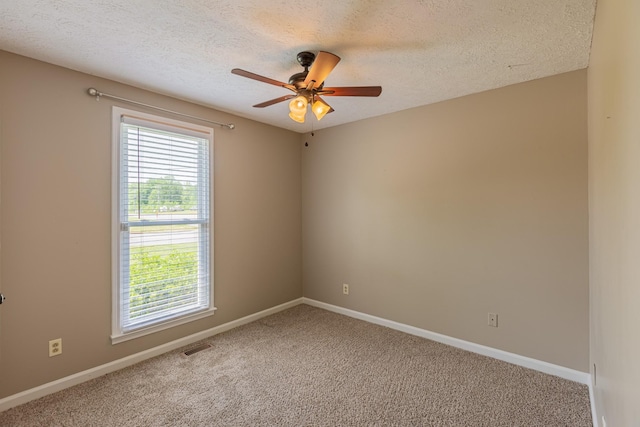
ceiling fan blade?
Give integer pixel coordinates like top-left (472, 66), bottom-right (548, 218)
top-left (319, 86), bottom-right (382, 97)
top-left (253, 95), bottom-right (296, 108)
top-left (304, 51), bottom-right (341, 89)
top-left (231, 68), bottom-right (296, 92)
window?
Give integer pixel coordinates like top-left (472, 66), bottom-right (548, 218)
top-left (112, 107), bottom-right (214, 343)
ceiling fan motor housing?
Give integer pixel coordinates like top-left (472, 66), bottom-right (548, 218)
top-left (289, 51), bottom-right (317, 89)
top-left (288, 71), bottom-right (308, 88)
top-left (296, 51), bottom-right (315, 68)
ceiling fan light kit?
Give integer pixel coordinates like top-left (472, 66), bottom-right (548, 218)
top-left (288, 94), bottom-right (331, 123)
top-left (232, 51), bottom-right (382, 124)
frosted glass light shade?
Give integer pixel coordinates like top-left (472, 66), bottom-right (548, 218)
top-left (312, 98), bottom-right (331, 120)
top-left (288, 95), bottom-right (308, 123)
top-left (289, 110), bottom-right (305, 123)
top-left (289, 96), bottom-right (307, 114)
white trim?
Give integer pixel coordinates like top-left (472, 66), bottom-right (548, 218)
top-left (110, 307), bottom-right (217, 344)
top-left (589, 377), bottom-right (598, 427)
top-left (302, 298), bottom-right (591, 386)
top-left (111, 106), bottom-right (122, 340)
top-left (111, 106), bottom-right (215, 342)
top-left (0, 298), bottom-right (303, 413)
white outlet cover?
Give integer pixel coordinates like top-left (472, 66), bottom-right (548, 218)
top-left (488, 313), bottom-right (498, 327)
top-left (49, 338), bottom-right (62, 357)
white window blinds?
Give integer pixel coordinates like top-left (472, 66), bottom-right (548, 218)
top-left (113, 108), bottom-right (214, 341)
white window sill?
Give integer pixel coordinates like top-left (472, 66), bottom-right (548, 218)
top-left (111, 307), bottom-right (217, 344)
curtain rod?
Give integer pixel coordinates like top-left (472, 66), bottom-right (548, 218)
top-left (87, 88), bottom-right (235, 129)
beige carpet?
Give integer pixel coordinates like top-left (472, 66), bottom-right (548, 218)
top-left (0, 304), bottom-right (592, 426)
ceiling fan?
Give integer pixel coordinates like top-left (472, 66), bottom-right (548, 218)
top-left (231, 51), bottom-right (382, 123)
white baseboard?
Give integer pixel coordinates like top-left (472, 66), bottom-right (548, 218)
top-left (302, 298), bottom-right (591, 386)
top-left (1, 296), bottom-right (594, 422)
top-left (0, 298), bottom-right (303, 413)
top-left (589, 377), bottom-right (598, 427)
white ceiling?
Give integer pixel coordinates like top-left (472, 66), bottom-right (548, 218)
top-left (0, 0), bottom-right (596, 133)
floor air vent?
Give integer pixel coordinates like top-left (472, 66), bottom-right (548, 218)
top-left (183, 344), bottom-right (211, 356)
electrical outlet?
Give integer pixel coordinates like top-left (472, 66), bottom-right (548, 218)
top-left (49, 338), bottom-right (62, 357)
top-left (343, 284), bottom-right (349, 295)
top-left (488, 313), bottom-right (498, 327)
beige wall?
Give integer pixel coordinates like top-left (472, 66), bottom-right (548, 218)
top-left (0, 47), bottom-right (593, 401)
top-left (302, 70), bottom-right (589, 371)
top-left (0, 51), bottom-right (302, 398)
top-left (589, 0), bottom-right (640, 424)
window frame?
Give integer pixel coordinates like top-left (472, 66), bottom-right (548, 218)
top-left (111, 106), bottom-right (215, 344)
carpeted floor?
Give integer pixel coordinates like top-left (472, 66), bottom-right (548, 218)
top-left (0, 304), bottom-right (592, 426)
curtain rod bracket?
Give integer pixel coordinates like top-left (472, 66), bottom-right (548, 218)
top-left (86, 87), bottom-right (235, 130)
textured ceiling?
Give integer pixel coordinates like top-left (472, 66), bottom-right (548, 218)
top-left (0, 0), bottom-right (596, 133)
